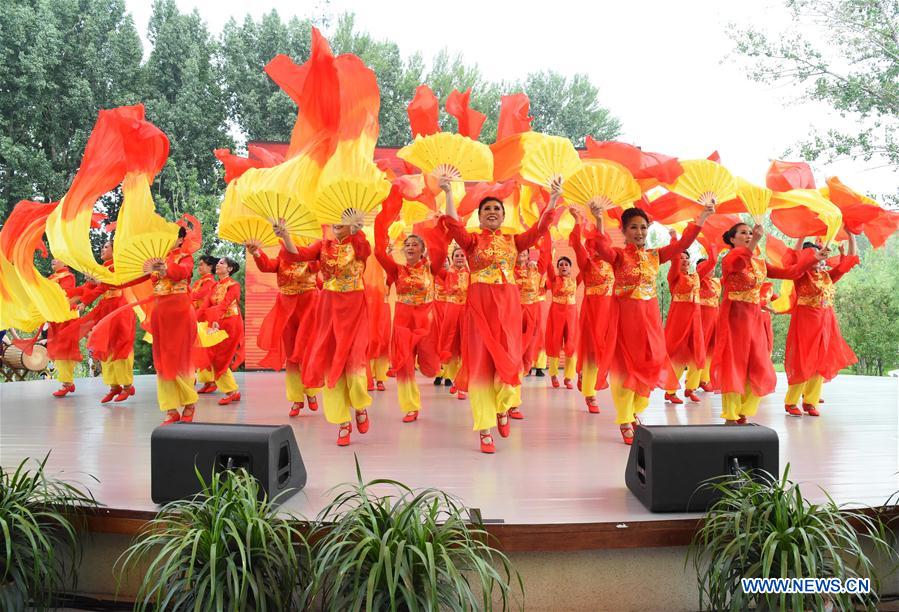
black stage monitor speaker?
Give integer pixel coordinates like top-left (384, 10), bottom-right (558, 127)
top-left (625, 424), bottom-right (778, 512)
top-left (151, 422), bottom-right (306, 505)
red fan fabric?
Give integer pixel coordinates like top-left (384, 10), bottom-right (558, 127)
top-left (496, 93), bottom-right (532, 141)
top-left (583, 138), bottom-right (684, 185)
top-left (446, 88), bottom-right (486, 140)
top-left (643, 192), bottom-right (702, 225)
top-left (766, 160), bottom-right (815, 191)
top-left (407, 84), bottom-right (440, 137)
top-left (214, 148), bottom-right (267, 183)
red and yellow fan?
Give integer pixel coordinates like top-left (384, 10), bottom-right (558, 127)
top-left (666, 159), bottom-right (737, 205)
top-left (311, 155), bottom-right (391, 227)
top-left (821, 176), bottom-right (898, 248)
top-left (562, 159), bottom-right (641, 210)
top-left (769, 189), bottom-right (843, 245)
top-left (397, 132), bottom-right (494, 182)
top-left (113, 174), bottom-right (180, 284)
top-left (237, 156), bottom-right (322, 239)
top-left (717, 177), bottom-right (772, 222)
top-left (217, 179), bottom-right (281, 247)
top-left (518, 133), bottom-right (582, 188)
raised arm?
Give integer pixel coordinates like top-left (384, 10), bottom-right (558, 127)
top-left (569, 223), bottom-right (589, 271)
top-left (767, 247), bottom-right (824, 280)
top-left (373, 216), bottom-right (399, 283)
top-left (250, 248), bottom-right (280, 273)
top-left (281, 240), bottom-right (323, 263)
top-left (658, 223), bottom-right (701, 263)
top-left (515, 178), bottom-right (562, 252)
top-left (696, 253), bottom-right (717, 279)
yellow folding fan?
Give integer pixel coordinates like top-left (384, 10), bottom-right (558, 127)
top-left (197, 322), bottom-right (229, 347)
top-left (113, 174), bottom-right (179, 283)
top-left (667, 159), bottom-right (737, 205)
top-left (218, 215), bottom-right (280, 248)
top-left (519, 133), bottom-right (582, 188)
top-left (735, 177), bottom-right (772, 222)
top-left (311, 153), bottom-right (391, 227)
top-left (397, 132), bottom-right (493, 181)
top-left (562, 159), bottom-right (642, 208)
top-left (237, 156), bottom-right (322, 239)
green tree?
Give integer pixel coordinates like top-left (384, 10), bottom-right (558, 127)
top-left (0, 0), bottom-right (143, 218)
top-left (729, 0), bottom-right (899, 188)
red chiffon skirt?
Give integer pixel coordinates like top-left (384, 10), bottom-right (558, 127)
top-left (784, 306), bottom-right (857, 384)
top-left (303, 290), bottom-right (369, 388)
top-left (438, 302), bottom-right (464, 363)
top-left (391, 302), bottom-right (440, 378)
top-left (544, 302), bottom-right (577, 358)
top-left (712, 300), bottom-right (775, 396)
top-left (700, 305), bottom-right (718, 356)
top-left (610, 297), bottom-right (676, 396)
top-left (150, 293), bottom-right (196, 380)
top-left (455, 284), bottom-right (522, 391)
top-left (366, 294), bottom-right (391, 360)
top-left (86, 297), bottom-right (135, 361)
top-left (576, 294), bottom-right (615, 389)
top-left (258, 291), bottom-right (318, 370)
top-left (207, 315), bottom-right (244, 378)
top-left (520, 302), bottom-right (543, 371)
top-left (664, 302), bottom-right (705, 368)
top-left (46, 319), bottom-right (82, 361)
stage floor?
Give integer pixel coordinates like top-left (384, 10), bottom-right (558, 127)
top-left (1, 372), bottom-right (897, 526)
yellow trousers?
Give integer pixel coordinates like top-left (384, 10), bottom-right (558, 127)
top-left (469, 379), bottom-right (519, 431)
top-left (700, 358), bottom-right (712, 385)
top-left (580, 360), bottom-right (601, 399)
top-left (322, 373), bottom-right (371, 425)
top-left (666, 363), bottom-right (703, 394)
top-left (610, 377), bottom-right (650, 425)
top-left (370, 357), bottom-right (389, 382)
top-left (549, 355), bottom-right (577, 379)
top-left (157, 375), bottom-right (199, 412)
top-left (285, 365), bottom-right (319, 403)
top-left (101, 355), bottom-right (133, 387)
top-left (784, 375), bottom-right (824, 406)
top-left (215, 369), bottom-right (239, 393)
top-left (196, 368), bottom-right (215, 384)
top-left (55, 360), bottom-right (76, 384)
top-left (535, 350), bottom-right (547, 369)
top-left (721, 384), bottom-right (762, 420)
top-left (443, 357), bottom-right (461, 381)
top-left (397, 378), bottom-right (421, 412)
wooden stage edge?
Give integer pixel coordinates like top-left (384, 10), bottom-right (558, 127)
top-left (80, 506), bottom-right (899, 552)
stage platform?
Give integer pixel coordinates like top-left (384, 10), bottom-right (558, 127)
top-left (1, 372), bottom-right (897, 551)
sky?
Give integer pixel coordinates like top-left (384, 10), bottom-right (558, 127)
top-left (125, 0), bottom-right (894, 196)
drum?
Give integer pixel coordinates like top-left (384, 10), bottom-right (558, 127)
top-left (1, 343), bottom-right (50, 371)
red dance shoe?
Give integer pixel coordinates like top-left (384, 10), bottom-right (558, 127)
top-left (367, 380), bottom-right (375, 391)
top-left (563, 378), bottom-right (573, 390)
top-left (218, 391), bottom-right (241, 406)
top-left (161, 411), bottom-right (181, 426)
top-left (355, 409), bottom-right (370, 434)
top-left (289, 402), bottom-right (303, 417)
top-left (818, 398), bottom-right (824, 404)
top-left (197, 382), bottom-right (217, 394)
top-left (479, 432), bottom-right (495, 454)
top-left (497, 413), bottom-right (511, 438)
top-left (577, 374), bottom-right (582, 391)
top-left (551, 375), bottom-right (560, 389)
top-left (337, 422), bottom-right (352, 447)
top-left (457, 391), bottom-right (467, 400)
top-left (508, 407), bottom-right (524, 420)
top-left (684, 389), bottom-right (700, 403)
top-left (386, 369), bottom-right (396, 378)
top-left (376, 381), bottom-right (386, 392)
top-left (585, 397), bottom-right (600, 414)
top-left (114, 386), bottom-right (135, 402)
top-left (664, 392), bottom-right (684, 405)
top-left (802, 403), bottom-right (820, 417)
top-left (737, 416), bottom-right (748, 425)
top-left (698, 382), bottom-right (712, 392)
top-left (402, 411), bottom-right (419, 423)
top-left (620, 425), bottom-right (635, 445)
top-left (101, 386), bottom-right (122, 404)
top-left (180, 407), bottom-right (195, 423)
top-left (53, 383), bottom-right (75, 397)
top-left (784, 404), bottom-right (802, 417)
top-left (449, 385), bottom-right (457, 394)
top-left (307, 395), bottom-right (318, 411)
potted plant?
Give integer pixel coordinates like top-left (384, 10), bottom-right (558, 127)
top-left (687, 465), bottom-right (889, 611)
top-left (311, 459), bottom-right (522, 611)
top-left (0, 454), bottom-right (97, 611)
top-left (117, 468), bottom-right (311, 611)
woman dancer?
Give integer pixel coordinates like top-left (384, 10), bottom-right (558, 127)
top-left (197, 257), bottom-right (243, 405)
top-left (568, 213), bottom-right (615, 413)
top-left (145, 227), bottom-right (199, 425)
top-left (440, 176), bottom-right (558, 453)
top-left (374, 217), bottom-right (442, 422)
top-left (586, 197), bottom-right (715, 444)
top-left (436, 246), bottom-right (470, 398)
top-left (712, 223), bottom-right (825, 424)
top-left (663, 247), bottom-right (705, 404)
top-left (782, 235), bottom-right (858, 416)
top-left (80, 240), bottom-right (136, 404)
top-left (696, 252), bottom-right (720, 391)
top-left (247, 231), bottom-right (320, 417)
top-left (364, 250), bottom-right (391, 392)
top-left (192, 255), bottom-right (218, 392)
top-left (47, 259), bottom-right (84, 397)
top-left (280, 221), bottom-right (372, 446)
top-left (545, 253), bottom-right (579, 389)
top-left (515, 242), bottom-right (549, 378)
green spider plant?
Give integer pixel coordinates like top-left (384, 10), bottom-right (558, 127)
top-left (310, 457), bottom-right (522, 611)
top-left (687, 464), bottom-right (890, 611)
top-left (0, 454), bottom-right (98, 611)
top-left (116, 467), bottom-right (311, 611)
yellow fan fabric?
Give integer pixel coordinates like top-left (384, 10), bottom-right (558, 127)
top-left (667, 159), bottom-right (737, 204)
top-left (113, 174), bottom-right (179, 284)
top-left (219, 216), bottom-right (280, 248)
top-left (237, 156), bottom-right (322, 238)
top-left (397, 132), bottom-right (493, 181)
top-left (735, 177), bottom-right (772, 221)
top-left (519, 133), bottom-right (582, 187)
top-left (197, 322), bottom-right (229, 347)
top-left (0, 252), bottom-right (44, 332)
top-left (770, 189), bottom-right (843, 244)
top-left (562, 159), bottom-right (642, 208)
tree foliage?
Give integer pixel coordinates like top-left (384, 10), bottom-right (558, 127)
top-left (729, 0), bottom-right (899, 182)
